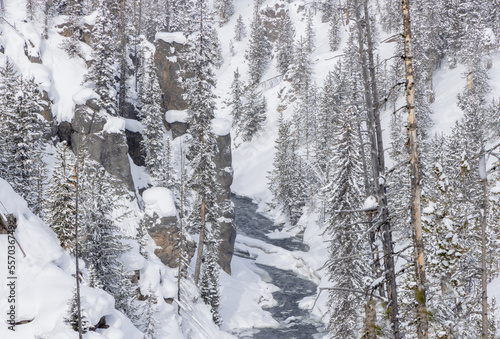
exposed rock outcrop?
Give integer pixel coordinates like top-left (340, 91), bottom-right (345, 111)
top-left (71, 103), bottom-right (135, 191)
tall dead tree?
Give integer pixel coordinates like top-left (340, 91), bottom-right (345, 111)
top-left (479, 148), bottom-right (488, 339)
top-left (401, 0), bottom-right (429, 337)
top-left (353, 0), bottom-right (400, 337)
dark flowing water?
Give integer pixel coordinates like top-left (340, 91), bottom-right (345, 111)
top-left (231, 195), bottom-right (326, 339)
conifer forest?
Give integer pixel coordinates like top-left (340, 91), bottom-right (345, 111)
top-left (1, 0), bottom-right (500, 338)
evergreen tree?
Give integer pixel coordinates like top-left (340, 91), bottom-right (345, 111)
top-left (61, 0), bottom-right (83, 58)
top-left (180, 0), bottom-right (221, 287)
top-left (328, 8), bottom-right (341, 51)
top-left (275, 10), bottom-right (295, 74)
top-left (65, 287), bottom-right (90, 333)
top-left (84, 3), bottom-right (117, 115)
top-left (141, 287), bottom-right (160, 338)
top-left (246, 1), bottom-right (272, 83)
top-left (324, 108), bottom-right (368, 337)
top-left (228, 68), bottom-right (244, 128)
top-left (214, 0), bottom-right (234, 25)
top-left (46, 142), bottom-right (77, 252)
top-left (10, 76), bottom-right (48, 214)
top-left (200, 225), bottom-right (222, 325)
top-left (234, 14), bottom-right (246, 41)
top-left (289, 36), bottom-right (312, 95)
top-left (268, 113), bottom-right (307, 225)
top-left (140, 56), bottom-right (169, 186)
top-left (305, 10), bottom-right (315, 54)
top-left (237, 83), bottom-right (266, 143)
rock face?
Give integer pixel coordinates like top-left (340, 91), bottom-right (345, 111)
top-left (145, 215), bottom-right (196, 268)
top-left (214, 133), bottom-right (236, 274)
top-left (154, 39), bottom-right (188, 112)
top-left (154, 36), bottom-right (236, 274)
top-left (71, 103), bottom-right (135, 191)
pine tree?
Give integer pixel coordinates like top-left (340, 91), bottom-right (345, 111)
top-left (246, 1), bottom-right (272, 84)
top-left (268, 113), bottom-right (307, 225)
top-left (289, 36), bottom-right (312, 95)
top-left (46, 142), bottom-right (77, 252)
top-left (61, 0), bottom-right (83, 58)
top-left (214, 0), bottom-right (234, 25)
top-left (305, 11), bottom-right (315, 54)
top-left (200, 225), bottom-right (222, 325)
top-left (10, 76), bottom-right (48, 213)
top-left (328, 8), bottom-right (341, 51)
top-left (237, 83), bottom-right (266, 143)
top-left (324, 108), bottom-right (368, 337)
top-left (84, 3), bottom-right (117, 115)
top-left (141, 287), bottom-right (160, 338)
top-left (65, 287), bottom-right (90, 333)
top-left (229, 68), bottom-right (244, 128)
top-left (234, 14), bottom-right (246, 41)
top-left (180, 0), bottom-right (221, 287)
top-left (140, 56), bottom-right (169, 186)
top-left (275, 10), bottom-right (295, 74)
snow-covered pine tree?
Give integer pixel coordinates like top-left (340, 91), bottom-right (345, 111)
top-left (238, 83), bottom-right (266, 143)
top-left (141, 287), bottom-right (160, 338)
top-left (214, 0), bottom-right (234, 25)
top-left (84, 2), bottom-right (117, 116)
top-left (229, 68), bottom-right (244, 128)
top-left (46, 142), bottom-right (77, 252)
top-left (328, 6), bottom-right (341, 51)
top-left (140, 56), bottom-right (169, 186)
top-left (268, 112), bottom-right (307, 226)
top-left (61, 0), bottom-right (82, 58)
top-left (180, 0), bottom-right (221, 287)
top-left (234, 14), bottom-right (246, 41)
top-left (200, 224), bottom-right (222, 325)
top-left (65, 287), bottom-right (90, 333)
top-left (0, 59), bottom-right (20, 181)
top-left (289, 36), bottom-right (312, 95)
top-left (305, 10), bottom-right (315, 54)
top-left (10, 76), bottom-right (48, 214)
top-left (275, 10), bottom-right (295, 75)
top-left (324, 108), bottom-right (369, 337)
top-left (246, 0), bottom-right (271, 84)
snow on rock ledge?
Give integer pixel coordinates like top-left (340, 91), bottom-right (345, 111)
top-left (143, 187), bottom-right (177, 218)
top-left (72, 88), bottom-right (99, 105)
top-left (155, 32), bottom-right (187, 45)
top-left (165, 109), bottom-right (188, 123)
top-left (103, 116), bottom-right (126, 133)
top-left (212, 118), bottom-right (231, 136)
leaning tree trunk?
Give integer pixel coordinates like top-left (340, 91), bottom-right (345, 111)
top-left (402, 0), bottom-right (429, 337)
top-left (354, 0), bottom-right (400, 337)
top-left (480, 148), bottom-right (488, 339)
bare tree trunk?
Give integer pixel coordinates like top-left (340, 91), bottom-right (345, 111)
top-left (363, 299), bottom-right (377, 339)
top-left (194, 199), bottom-right (206, 286)
top-left (118, 0), bottom-right (127, 117)
top-left (480, 149), bottom-right (488, 339)
top-left (177, 140), bottom-right (185, 315)
top-left (354, 0), bottom-right (400, 337)
top-left (75, 160), bottom-right (83, 339)
top-left (402, 0), bottom-right (429, 337)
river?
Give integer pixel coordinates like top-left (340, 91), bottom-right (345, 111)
top-left (231, 195), bottom-right (326, 339)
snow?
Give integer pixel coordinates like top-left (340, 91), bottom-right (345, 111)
top-left (142, 187), bottom-right (177, 218)
top-left (155, 32), bottom-right (187, 45)
top-left (211, 118), bottom-right (231, 136)
top-left (103, 116), bottom-right (126, 133)
top-left (124, 119), bottom-right (143, 133)
top-left (165, 109), bottom-right (189, 123)
top-left (73, 88), bottom-right (99, 105)
top-left (363, 195), bottom-right (378, 210)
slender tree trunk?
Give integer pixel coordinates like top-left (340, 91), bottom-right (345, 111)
top-left (354, 0), bottom-right (400, 337)
top-left (118, 0), bottom-right (127, 117)
top-left (177, 140), bottom-right (184, 315)
top-left (74, 161), bottom-right (83, 339)
top-left (402, 0), bottom-right (428, 337)
top-left (194, 199), bottom-right (206, 285)
top-left (480, 149), bottom-right (488, 339)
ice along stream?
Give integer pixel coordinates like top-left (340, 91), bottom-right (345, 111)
top-left (231, 195), bottom-right (326, 339)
